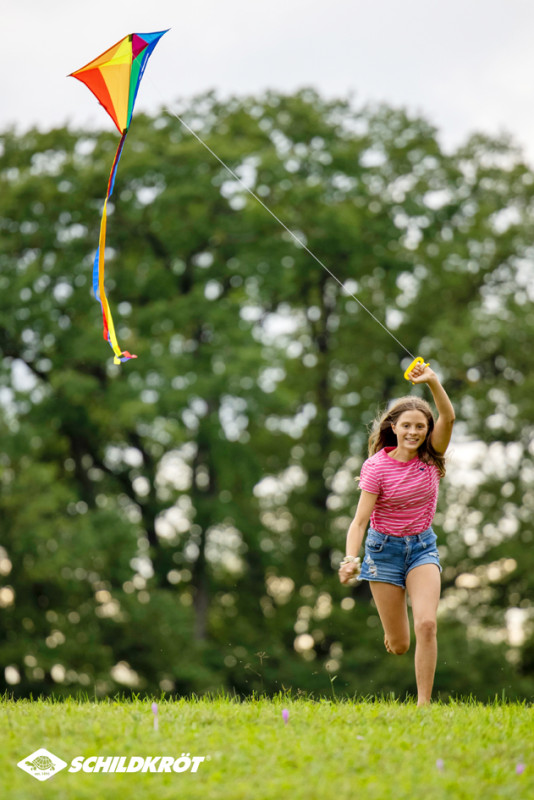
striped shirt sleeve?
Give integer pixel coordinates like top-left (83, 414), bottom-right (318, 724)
top-left (359, 458), bottom-right (380, 494)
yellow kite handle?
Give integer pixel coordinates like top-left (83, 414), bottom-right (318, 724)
top-left (404, 356), bottom-right (430, 382)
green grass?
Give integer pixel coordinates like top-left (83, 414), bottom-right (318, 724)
top-left (1, 693), bottom-right (532, 799)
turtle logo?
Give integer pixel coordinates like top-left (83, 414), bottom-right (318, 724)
top-left (17, 748), bottom-right (68, 781)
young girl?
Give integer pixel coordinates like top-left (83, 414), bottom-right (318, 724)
top-left (338, 362), bottom-right (455, 706)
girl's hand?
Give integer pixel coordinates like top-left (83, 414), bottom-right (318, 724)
top-left (338, 559), bottom-right (361, 585)
top-left (408, 363), bottom-right (437, 385)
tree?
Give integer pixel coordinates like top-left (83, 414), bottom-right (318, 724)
top-left (0, 89), bottom-right (532, 700)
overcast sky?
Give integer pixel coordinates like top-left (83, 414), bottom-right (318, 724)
top-left (5, 0), bottom-right (534, 163)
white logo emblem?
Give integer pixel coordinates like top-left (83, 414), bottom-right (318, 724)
top-left (17, 748), bottom-right (68, 782)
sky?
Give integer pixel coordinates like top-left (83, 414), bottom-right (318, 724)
top-left (5, 0), bottom-right (534, 162)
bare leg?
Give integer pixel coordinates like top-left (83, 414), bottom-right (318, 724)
top-left (406, 564), bottom-right (441, 706)
top-left (369, 582), bottom-right (410, 655)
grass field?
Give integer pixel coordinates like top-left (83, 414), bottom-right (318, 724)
top-left (1, 693), bottom-right (532, 799)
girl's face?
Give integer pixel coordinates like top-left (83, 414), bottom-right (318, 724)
top-left (391, 409), bottom-right (429, 452)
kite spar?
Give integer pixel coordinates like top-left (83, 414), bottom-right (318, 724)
top-left (69, 30), bottom-right (168, 364)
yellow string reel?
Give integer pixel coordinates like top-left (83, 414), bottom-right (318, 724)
top-left (404, 356), bottom-right (430, 384)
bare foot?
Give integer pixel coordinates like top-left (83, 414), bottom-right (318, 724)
top-left (384, 635), bottom-right (393, 654)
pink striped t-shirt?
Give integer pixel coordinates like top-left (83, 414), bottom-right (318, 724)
top-left (359, 446), bottom-right (441, 536)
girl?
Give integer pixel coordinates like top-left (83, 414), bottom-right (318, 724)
top-left (338, 362), bottom-right (455, 706)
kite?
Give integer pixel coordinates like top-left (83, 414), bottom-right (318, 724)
top-left (69, 30), bottom-right (168, 364)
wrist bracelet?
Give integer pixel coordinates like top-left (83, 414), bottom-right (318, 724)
top-left (340, 555), bottom-right (361, 566)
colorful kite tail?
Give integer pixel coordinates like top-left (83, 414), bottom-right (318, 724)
top-left (93, 131), bottom-right (137, 365)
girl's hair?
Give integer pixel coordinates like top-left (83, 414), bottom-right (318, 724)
top-left (367, 396), bottom-right (446, 477)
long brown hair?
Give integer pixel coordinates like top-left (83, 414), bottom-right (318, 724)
top-left (367, 396), bottom-right (446, 477)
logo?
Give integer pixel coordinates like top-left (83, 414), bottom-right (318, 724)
top-left (17, 748), bottom-right (68, 782)
top-left (17, 748), bottom-right (207, 780)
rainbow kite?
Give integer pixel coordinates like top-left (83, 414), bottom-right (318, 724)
top-left (69, 30), bottom-right (168, 364)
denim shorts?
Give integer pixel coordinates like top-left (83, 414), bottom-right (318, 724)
top-left (357, 527), bottom-right (442, 589)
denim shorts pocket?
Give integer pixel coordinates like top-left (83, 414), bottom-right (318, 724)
top-left (366, 535), bottom-right (385, 553)
top-left (420, 531), bottom-right (437, 549)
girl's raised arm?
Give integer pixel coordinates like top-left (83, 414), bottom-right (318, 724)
top-left (409, 364), bottom-right (455, 454)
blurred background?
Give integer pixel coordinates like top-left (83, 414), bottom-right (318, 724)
top-left (1, 1), bottom-right (533, 701)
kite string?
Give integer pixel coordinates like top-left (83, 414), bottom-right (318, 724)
top-left (152, 84), bottom-right (415, 360)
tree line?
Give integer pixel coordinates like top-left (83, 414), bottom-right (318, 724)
top-left (0, 89), bottom-right (532, 700)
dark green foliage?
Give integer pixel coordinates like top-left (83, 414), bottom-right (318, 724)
top-left (0, 90), bottom-right (532, 700)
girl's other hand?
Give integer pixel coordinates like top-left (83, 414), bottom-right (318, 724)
top-left (338, 561), bottom-right (360, 585)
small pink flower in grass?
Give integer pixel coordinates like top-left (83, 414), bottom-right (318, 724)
top-left (516, 762), bottom-right (525, 775)
top-left (152, 703), bottom-right (159, 731)
top-left (436, 759), bottom-right (444, 771)
top-left (282, 709), bottom-right (289, 725)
